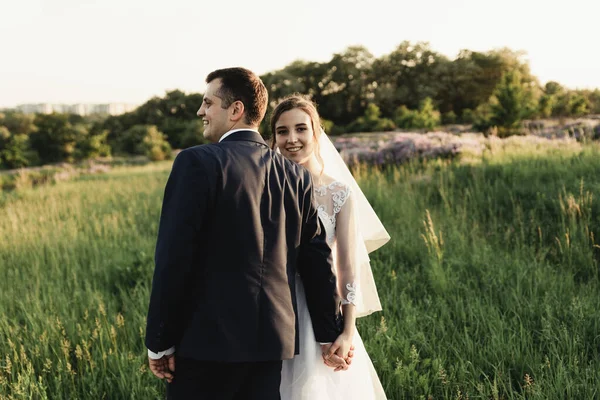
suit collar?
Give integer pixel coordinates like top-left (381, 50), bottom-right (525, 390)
top-left (219, 130), bottom-right (268, 147)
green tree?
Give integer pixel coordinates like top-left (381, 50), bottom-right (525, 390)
top-left (435, 51), bottom-right (482, 114)
top-left (538, 93), bottom-right (557, 118)
top-left (435, 48), bottom-right (540, 118)
top-left (551, 90), bottom-right (592, 117)
top-left (116, 125), bottom-right (154, 155)
top-left (0, 112), bottom-right (36, 135)
top-left (568, 94), bottom-right (590, 116)
top-left (488, 70), bottom-right (535, 136)
top-left (544, 81), bottom-right (564, 96)
top-left (413, 98), bottom-right (441, 131)
top-left (588, 89), bottom-right (600, 114)
top-left (262, 48), bottom-right (376, 126)
top-left (30, 114), bottom-right (87, 163)
top-left (179, 120), bottom-right (208, 149)
top-left (394, 98), bottom-right (441, 130)
top-left (159, 118), bottom-right (190, 149)
top-left (0, 127), bottom-right (35, 169)
top-left (261, 60), bottom-right (326, 104)
top-left (135, 126), bottom-right (172, 161)
top-left (317, 46), bottom-right (376, 125)
top-left (116, 125), bottom-right (171, 160)
top-left (441, 110), bottom-right (457, 125)
top-left (372, 41), bottom-right (449, 117)
top-left (99, 90), bottom-right (204, 150)
top-left (471, 103), bottom-right (495, 133)
top-left (395, 105), bottom-right (418, 129)
top-left (320, 118), bottom-right (345, 136)
top-left (460, 108), bottom-right (475, 124)
top-left (347, 103), bottom-right (395, 133)
top-left (75, 129), bottom-right (111, 160)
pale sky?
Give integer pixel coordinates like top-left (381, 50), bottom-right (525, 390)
top-left (0, 0), bottom-right (598, 108)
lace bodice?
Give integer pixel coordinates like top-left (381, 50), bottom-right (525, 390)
top-left (313, 181), bottom-right (357, 306)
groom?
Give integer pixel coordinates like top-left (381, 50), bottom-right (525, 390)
top-left (145, 67), bottom-right (344, 399)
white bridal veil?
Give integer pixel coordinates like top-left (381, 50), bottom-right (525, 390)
top-left (318, 130), bottom-right (391, 317)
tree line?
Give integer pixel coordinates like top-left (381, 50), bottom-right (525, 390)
top-left (1, 41), bottom-right (599, 170)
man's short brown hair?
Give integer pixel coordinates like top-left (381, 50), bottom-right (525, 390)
top-left (206, 67), bottom-right (268, 127)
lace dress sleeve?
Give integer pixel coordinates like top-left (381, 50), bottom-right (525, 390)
top-left (332, 184), bottom-right (359, 307)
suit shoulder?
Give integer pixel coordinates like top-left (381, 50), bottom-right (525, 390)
top-left (177, 144), bottom-right (222, 165)
top-left (273, 152), bottom-right (311, 183)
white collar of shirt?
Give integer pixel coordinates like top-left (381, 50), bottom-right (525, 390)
top-left (219, 129), bottom-right (260, 143)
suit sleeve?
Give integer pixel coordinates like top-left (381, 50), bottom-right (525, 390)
top-left (296, 173), bottom-right (343, 343)
top-left (145, 149), bottom-right (210, 353)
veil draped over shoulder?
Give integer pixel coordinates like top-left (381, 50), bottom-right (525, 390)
top-left (318, 130), bottom-right (390, 317)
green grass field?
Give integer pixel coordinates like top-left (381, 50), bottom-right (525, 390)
top-left (1, 142), bottom-right (600, 399)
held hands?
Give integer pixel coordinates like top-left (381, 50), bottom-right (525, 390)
top-left (321, 332), bottom-right (355, 372)
top-left (148, 354), bottom-right (175, 383)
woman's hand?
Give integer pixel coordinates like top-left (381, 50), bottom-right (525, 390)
top-left (321, 332), bottom-right (355, 371)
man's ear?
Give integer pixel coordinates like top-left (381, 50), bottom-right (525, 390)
top-left (229, 100), bottom-right (245, 122)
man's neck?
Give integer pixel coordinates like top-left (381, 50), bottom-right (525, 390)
top-left (229, 122), bottom-right (257, 132)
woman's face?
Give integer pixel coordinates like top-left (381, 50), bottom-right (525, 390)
top-left (274, 108), bottom-right (316, 165)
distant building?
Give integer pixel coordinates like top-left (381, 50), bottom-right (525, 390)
top-left (15, 103), bottom-right (137, 116)
top-left (69, 104), bottom-right (88, 115)
top-left (16, 103), bottom-right (53, 114)
top-left (51, 104), bottom-right (69, 113)
top-left (89, 103), bottom-right (137, 115)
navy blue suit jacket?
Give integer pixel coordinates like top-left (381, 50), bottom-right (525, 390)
top-left (145, 130), bottom-right (342, 362)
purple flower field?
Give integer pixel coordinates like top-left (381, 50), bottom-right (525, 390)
top-left (332, 131), bottom-right (583, 167)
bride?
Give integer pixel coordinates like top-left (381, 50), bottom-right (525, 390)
top-left (270, 95), bottom-right (390, 400)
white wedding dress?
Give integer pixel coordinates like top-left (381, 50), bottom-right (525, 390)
top-left (280, 181), bottom-right (387, 400)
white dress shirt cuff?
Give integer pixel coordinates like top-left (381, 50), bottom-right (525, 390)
top-left (148, 346), bottom-right (175, 360)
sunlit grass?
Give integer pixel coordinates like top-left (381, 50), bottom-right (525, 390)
top-left (1, 144), bottom-right (600, 399)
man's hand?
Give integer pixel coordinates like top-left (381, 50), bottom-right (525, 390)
top-left (148, 354), bottom-right (175, 383)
